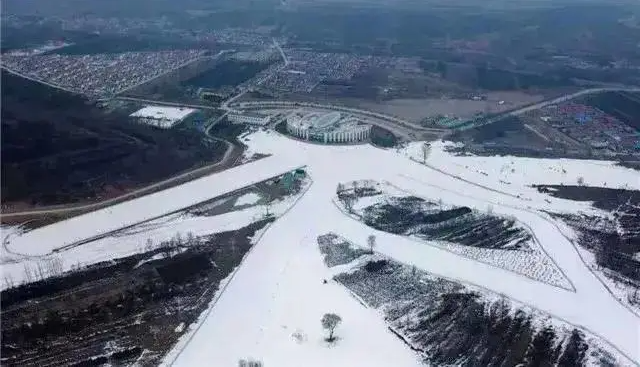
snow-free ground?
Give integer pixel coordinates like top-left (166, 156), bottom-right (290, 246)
top-left (5, 130), bottom-right (639, 365)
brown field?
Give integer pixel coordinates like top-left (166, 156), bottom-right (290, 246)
top-left (351, 91), bottom-right (544, 122)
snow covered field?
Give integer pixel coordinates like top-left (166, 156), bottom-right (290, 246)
top-left (403, 141), bottom-right (639, 188)
top-left (1, 175), bottom-right (309, 290)
top-left (167, 130), bottom-right (639, 365)
top-left (5, 129), bottom-right (639, 365)
top-left (234, 192), bottom-right (262, 207)
top-left (401, 141), bottom-right (640, 198)
top-left (3, 155), bottom-right (305, 257)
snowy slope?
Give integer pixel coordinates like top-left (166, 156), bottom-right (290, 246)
top-left (6, 128), bottom-right (637, 365)
top-left (400, 141), bottom-right (639, 207)
top-left (321, 234), bottom-right (633, 366)
top-left (1, 196), bottom-right (299, 289)
top-left (167, 130), bottom-right (639, 365)
top-left (403, 141), bottom-right (639, 189)
top-left (5, 155), bottom-right (305, 257)
top-left (337, 180), bottom-right (573, 290)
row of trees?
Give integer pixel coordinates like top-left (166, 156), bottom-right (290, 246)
top-left (3, 257), bottom-right (64, 289)
top-left (2, 231), bottom-right (205, 290)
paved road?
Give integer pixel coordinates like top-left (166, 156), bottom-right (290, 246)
top-left (220, 39), bottom-right (290, 113)
top-left (273, 38), bottom-right (289, 66)
top-left (233, 100), bottom-right (449, 140)
top-left (233, 100), bottom-right (446, 132)
top-left (114, 96), bottom-right (219, 110)
top-left (457, 87), bottom-right (640, 131)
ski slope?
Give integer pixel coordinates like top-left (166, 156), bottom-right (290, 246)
top-left (0, 191), bottom-right (305, 289)
top-left (5, 155), bottom-right (305, 257)
top-left (5, 129), bottom-right (638, 365)
top-left (167, 131), bottom-right (639, 365)
top-left (402, 141), bottom-right (640, 194)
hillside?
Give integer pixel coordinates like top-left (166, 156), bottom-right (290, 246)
top-left (1, 71), bottom-right (225, 208)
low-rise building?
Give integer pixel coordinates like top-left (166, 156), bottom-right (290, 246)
top-left (130, 106), bottom-right (197, 129)
top-left (228, 112), bottom-right (272, 126)
top-left (286, 110), bottom-right (371, 144)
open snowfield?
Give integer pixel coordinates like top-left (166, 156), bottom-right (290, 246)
top-left (5, 129), bottom-right (639, 365)
top-left (234, 192), bottom-right (262, 207)
top-left (320, 233), bottom-right (632, 365)
top-left (400, 141), bottom-right (640, 204)
top-left (165, 130), bottom-right (639, 365)
top-left (0, 188), bottom-right (304, 289)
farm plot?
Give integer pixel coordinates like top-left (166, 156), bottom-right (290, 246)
top-left (319, 234), bottom-right (633, 366)
top-left (336, 180), bottom-right (572, 289)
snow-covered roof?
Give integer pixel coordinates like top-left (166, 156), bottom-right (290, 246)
top-left (130, 106), bottom-right (196, 122)
top-left (288, 110), bottom-right (368, 133)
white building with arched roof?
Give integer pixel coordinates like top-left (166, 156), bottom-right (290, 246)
top-left (285, 110), bottom-right (371, 144)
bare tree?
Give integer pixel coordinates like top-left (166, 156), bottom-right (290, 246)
top-left (367, 235), bottom-right (377, 254)
top-left (321, 313), bottom-right (342, 342)
top-left (186, 232), bottom-right (196, 245)
top-left (3, 274), bottom-right (14, 288)
top-left (421, 142), bottom-right (431, 163)
top-left (629, 288), bottom-right (639, 306)
top-left (343, 195), bottom-right (355, 213)
top-left (487, 204), bottom-right (494, 215)
top-left (35, 261), bottom-right (45, 280)
top-left (144, 238), bottom-right (154, 252)
top-left (44, 257), bottom-right (64, 277)
top-left (22, 266), bottom-right (32, 284)
top-left (265, 202), bottom-right (272, 218)
top-left (577, 176), bottom-right (585, 186)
